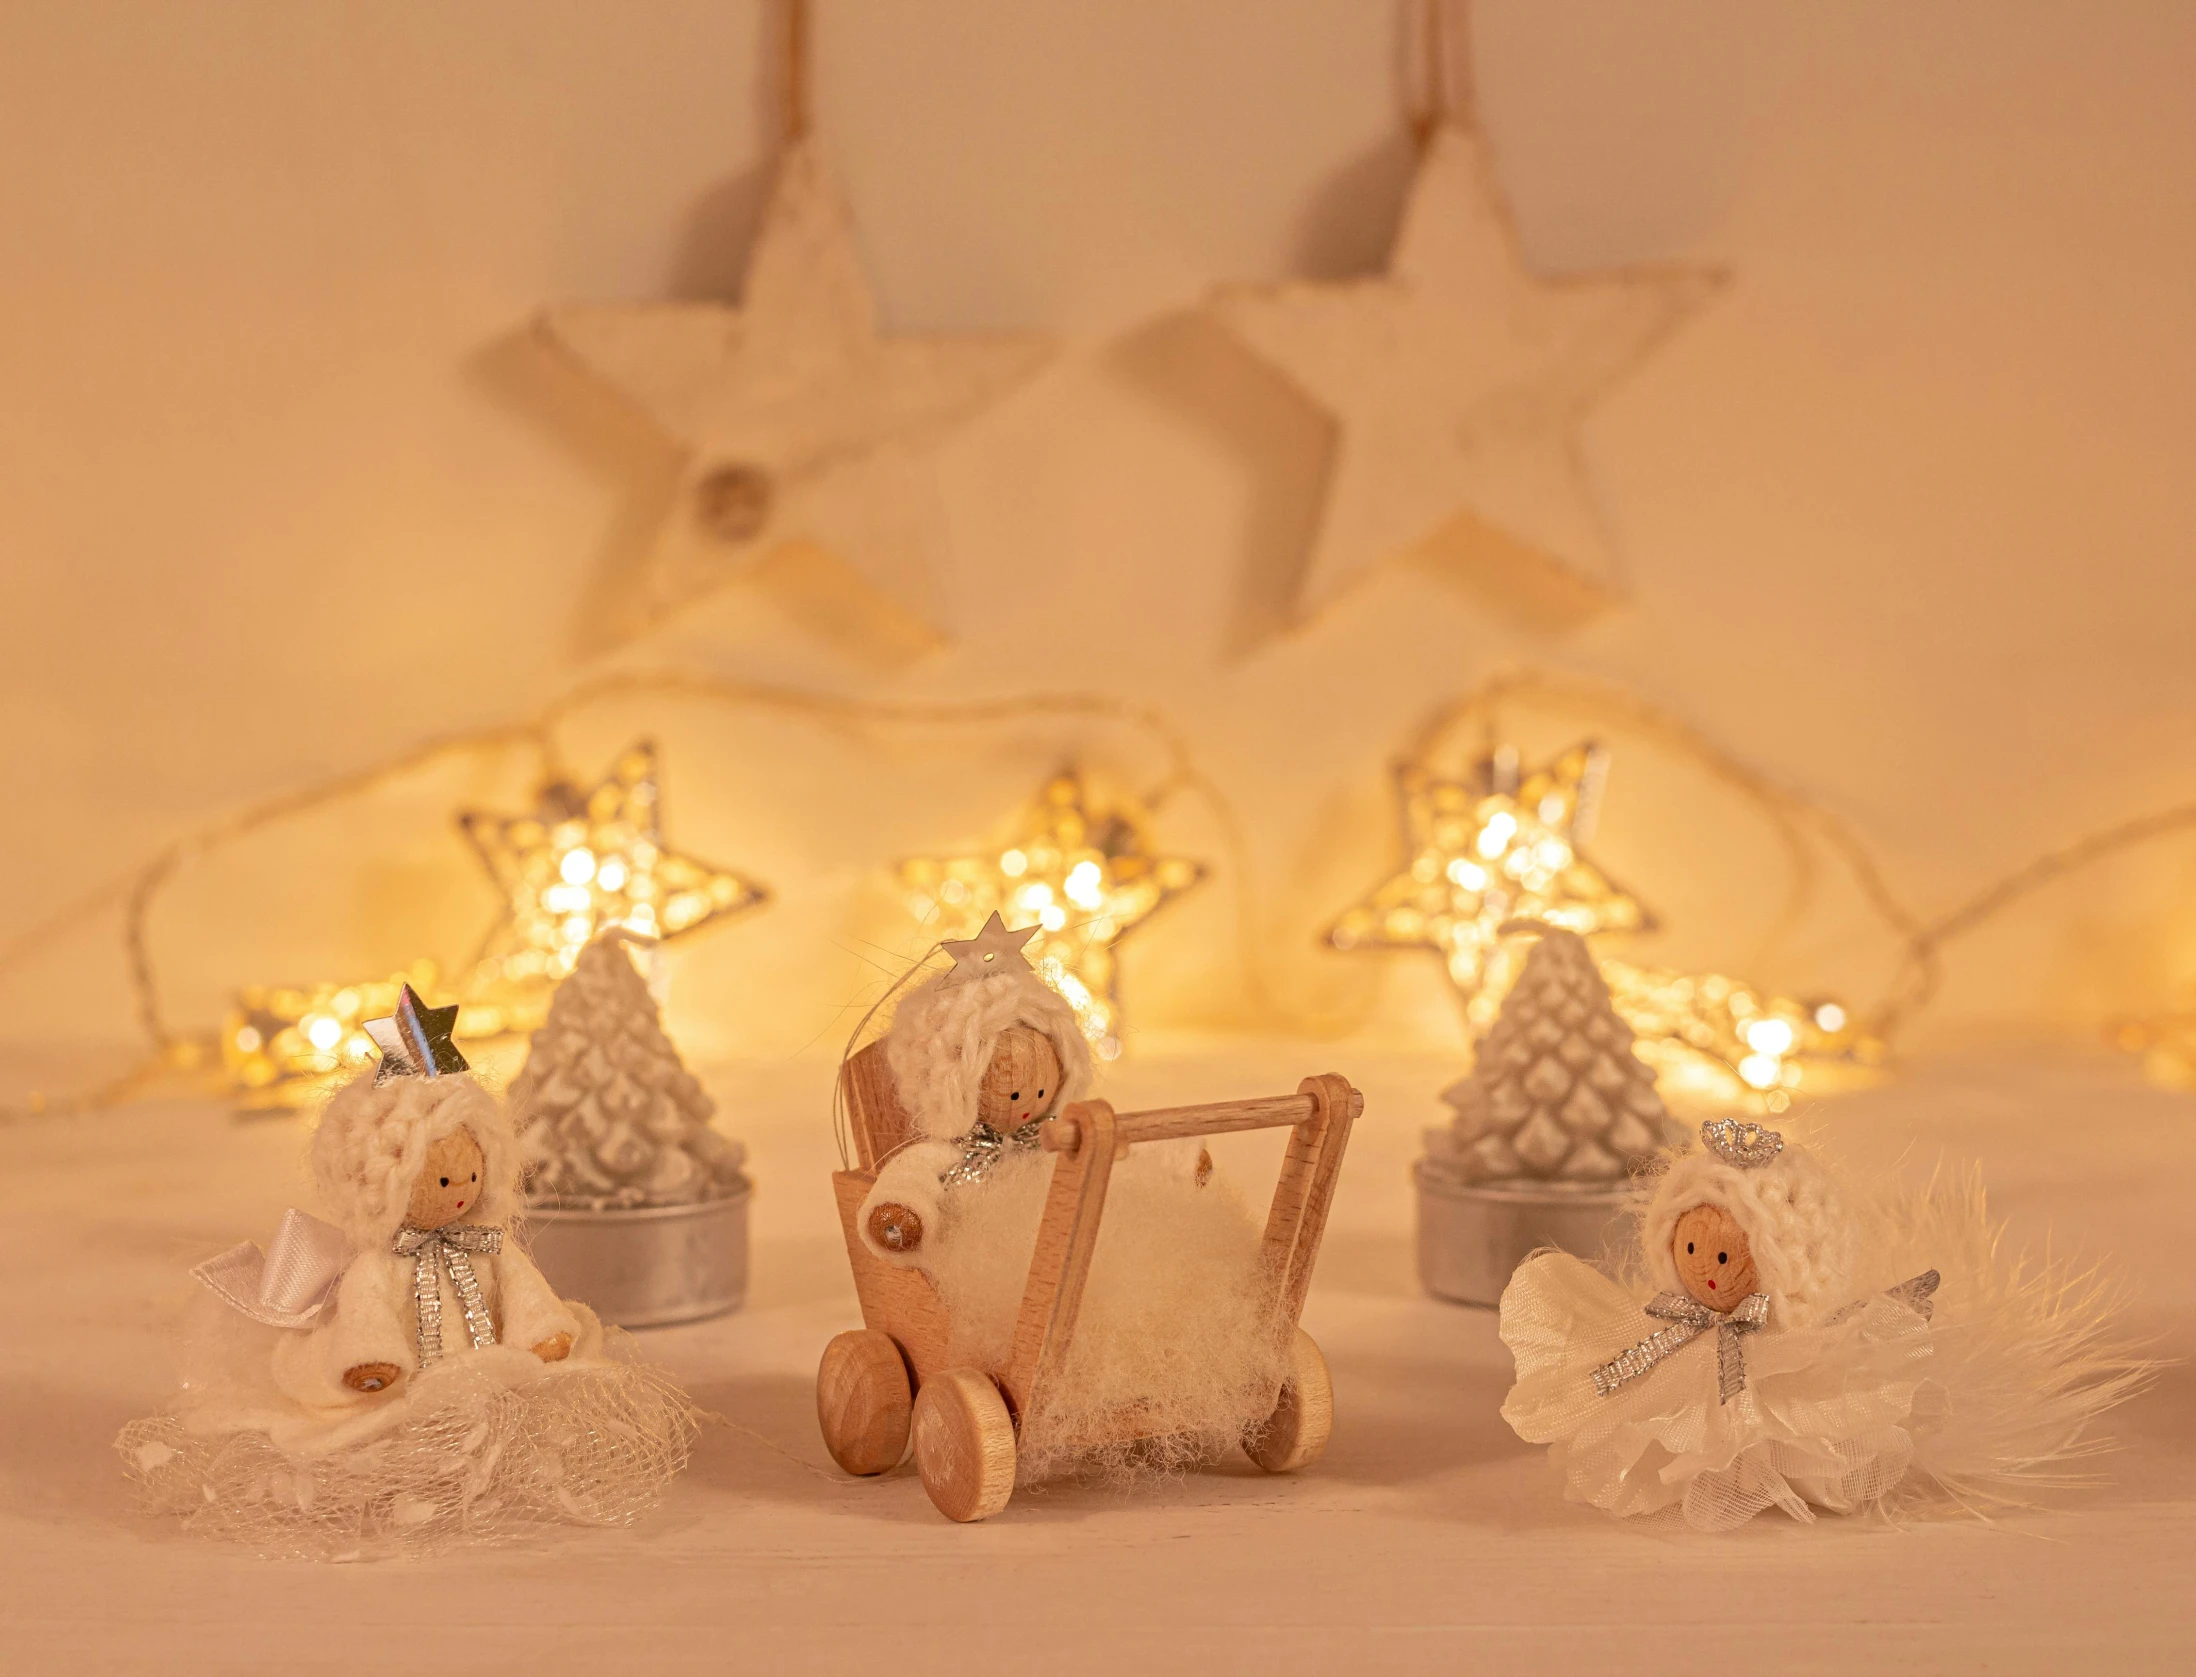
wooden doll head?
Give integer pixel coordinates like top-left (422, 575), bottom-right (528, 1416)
top-left (1672, 1202), bottom-right (1759, 1312)
top-left (313, 1072), bottom-right (517, 1247)
top-left (881, 949), bottom-right (1094, 1143)
top-left (405, 1128), bottom-right (485, 1229)
top-left (975, 1026), bottom-right (1064, 1131)
top-left (1642, 1121), bottom-right (1855, 1326)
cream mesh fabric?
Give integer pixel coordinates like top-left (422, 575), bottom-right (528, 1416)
top-left (116, 1342), bottom-right (699, 1561)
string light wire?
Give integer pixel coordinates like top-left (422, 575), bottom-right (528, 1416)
top-left (5, 663), bottom-right (2193, 1118)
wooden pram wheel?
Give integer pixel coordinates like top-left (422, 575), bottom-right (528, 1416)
top-left (1244, 1327), bottom-right (1333, 1473)
top-left (912, 1367), bottom-right (1018, 1522)
top-left (817, 1329), bottom-right (913, 1476)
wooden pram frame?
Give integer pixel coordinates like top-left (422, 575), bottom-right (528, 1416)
top-left (816, 1042), bottom-right (1361, 1520)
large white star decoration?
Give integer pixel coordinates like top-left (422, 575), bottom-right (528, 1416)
top-left (1210, 124), bottom-right (1723, 626)
top-left (544, 138), bottom-right (1054, 644)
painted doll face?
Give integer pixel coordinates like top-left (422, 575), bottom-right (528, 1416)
top-left (976, 1026), bottom-right (1063, 1131)
top-left (1672, 1203), bottom-right (1759, 1313)
top-left (406, 1128), bottom-right (485, 1229)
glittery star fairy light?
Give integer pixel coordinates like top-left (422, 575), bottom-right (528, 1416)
top-left (899, 771), bottom-right (1206, 1058)
top-left (1602, 959), bottom-right (1877, 1113)
top-left (1328, 742), bottom-right (1652, 1030)
top-left (2108, 1011), bottom-right (2196, 1090)
top-left (1330, 738), bottom-right (1873, 1109)
top-left (458, 739), bottom-right (767, 1027)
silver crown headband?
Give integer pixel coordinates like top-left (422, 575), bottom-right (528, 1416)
top-left (1700, 1117), bottom-right (1784, 1168)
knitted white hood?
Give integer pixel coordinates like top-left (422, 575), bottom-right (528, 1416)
top-left (309, 1071), bottom-right (519, 1249)
top-left (1640, 1133), bottom-right (1854, 1327)
top-left (882, 964), bottom-right (1093, 1144)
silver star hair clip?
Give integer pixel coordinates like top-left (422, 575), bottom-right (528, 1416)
top-left (1700, 1117), bottom-right (1784, 1169)
top-left (363, 984), bottom-right (470, 1084)
top-left (938, 911), bottom-right (1038, 987)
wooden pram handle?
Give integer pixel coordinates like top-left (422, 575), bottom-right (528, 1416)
top-left (1041, 1088), bottom-right (1362, 1156)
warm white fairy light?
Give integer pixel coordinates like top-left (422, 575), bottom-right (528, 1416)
top-left (1330, 739), bottom-right (1876, 1109)
top-left (1328, 742), bottom-right (1651, 1028)
top-left (901, 770), bottom-right (1205, 1059)
top-left (457, 739), bottom-right (767, 1030)
top-left (1601, 959), bottom-right (1879, 1113)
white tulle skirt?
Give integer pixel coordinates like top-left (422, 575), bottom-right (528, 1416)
top-left (116, 1302), bottom-right (700, 1560)
top-left (1499, 1251), bottom-right (1938, 1530)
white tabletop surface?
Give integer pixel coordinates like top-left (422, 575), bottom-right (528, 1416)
top-left (2, 1041), bottom-right (2189, 1675)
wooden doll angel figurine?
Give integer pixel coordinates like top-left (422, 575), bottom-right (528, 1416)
top-left (1498, 1117), bottom-right (2147, 1530)
top-left (856, 913), bottom-right (1098, 1263)
top-left (842, 913), bottom-right (1275, 1487)
top-left (118, 987), bottom-right (698, 1558)
top-left (257, 991), bottom-right (575, 1403)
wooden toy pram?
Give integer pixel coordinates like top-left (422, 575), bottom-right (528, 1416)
top-left (816, 1044), bottom-right (1361, 1521)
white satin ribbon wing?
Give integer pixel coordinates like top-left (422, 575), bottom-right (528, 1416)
top-left (191, 1207), bottom-right (351, 1329)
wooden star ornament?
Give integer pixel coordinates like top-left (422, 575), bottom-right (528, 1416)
top-left (1327, 740), bottom-right (1654, 1029)
top-left (1211, 124), bottom-right (1723, 627)
top-left (544, 138), bottom-right (1054, 645)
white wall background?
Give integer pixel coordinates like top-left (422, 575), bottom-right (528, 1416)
top-left (5, 0), bottom-right (2196, 1069)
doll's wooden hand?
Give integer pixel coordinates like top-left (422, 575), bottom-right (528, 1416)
top-left (531, 1332), bottom-right (574, 1363)
top-left (867, 1202), bottom-right (924, 1254)
top-left (343, 1362), bottom-right (403, 1393)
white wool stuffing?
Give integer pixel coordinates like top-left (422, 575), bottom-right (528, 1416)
top-left (919, 1145), bottom-right (1291, 1484)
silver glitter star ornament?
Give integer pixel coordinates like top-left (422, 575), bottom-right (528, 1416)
top-left (938, 912), bottom-right (1038, 986)
top-left (363, 985), bottom-right (470, 1084)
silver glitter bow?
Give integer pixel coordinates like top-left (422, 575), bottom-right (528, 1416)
top-left (391, 1224), bottom-right (504, 1366)
top-left (1593, 1290), bottom-right (1772, 1404)
top-left (939, 1117), bottom-right (1046, 1189)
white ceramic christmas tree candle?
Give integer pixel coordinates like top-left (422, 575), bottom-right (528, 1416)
top-left (510, 932), bottom-right (746, 1210)
top-left (1417, 924), bottom-right (1679, 1306)
top-left (1427, 924), bottom-right (1670, 1187)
